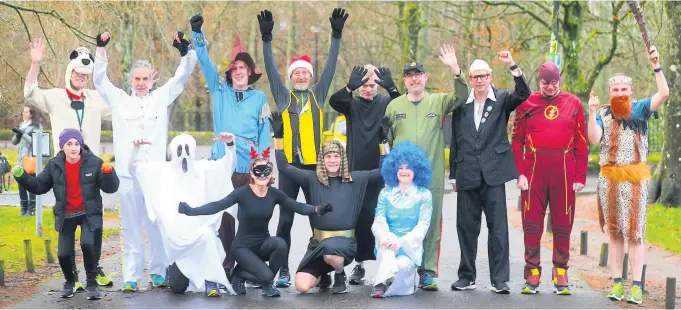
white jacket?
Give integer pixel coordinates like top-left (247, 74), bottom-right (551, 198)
top-left (93, 49), bottom-right (197, 177)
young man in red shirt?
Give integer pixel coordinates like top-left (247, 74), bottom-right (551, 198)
top-left (13, 129), bottom-right (120, 300)
top-left (511, 62), bottom-right (588, 295)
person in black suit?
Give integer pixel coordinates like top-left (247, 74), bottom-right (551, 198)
top-left (448, 51), bottom-right (530, 294)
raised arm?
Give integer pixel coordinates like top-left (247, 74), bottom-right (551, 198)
top-left (156, 31), bottom-right (198, 105)
top-left (374, 67), bottom-right (400, 99)
top-left (495, 51), bottom-right (530, 112)
top-left (190, 15), bottom-right (221, 93)
top-left (93, 32), bottom-right (130, 106)
top-left (435, 44), bottom-right (467, 115)
top-left (12, 162), bottom-right (54, 195)
top-left (24, 38), bottom-right (51, 113)
top-left (311, 8), bottom-right (348, 104)
top-left (328, 86), bottom-right (353, 115)
top-left (258, 10), bottom-right (289, 111)
top-left (647, 46), bottom-right (670, 112)
top-left (587, 92), bottom-right (603, 145)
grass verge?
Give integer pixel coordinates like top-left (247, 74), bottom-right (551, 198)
top-left (646, 203), bottom-right (681, 254)
top-left (0, 206), bottom-right (119, 272)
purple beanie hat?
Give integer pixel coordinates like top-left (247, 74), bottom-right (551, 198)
top-left (58, 128), bottom-right (84, 149)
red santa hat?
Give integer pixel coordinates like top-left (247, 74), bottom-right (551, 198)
top-left (287, 55), bottom-right (314, 81)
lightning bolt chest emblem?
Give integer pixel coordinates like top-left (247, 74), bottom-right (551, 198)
top-left (544, 105), bottom-right (559, 120)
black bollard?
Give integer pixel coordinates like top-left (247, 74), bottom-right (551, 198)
top-left (546, 213), bottom-right (552, 233)
top-left (665, 277), bottom-right (676, 309)
top-left (517, 196), bottom-right (522, 211)
top-left (641, 264), bottom-right (647, 292)
top-left (0, 260), bottom-right (4, 286)
top-left (599, 243), bottom-right (609, 267)
top-left (622, 253), bottom-right (629, 280)
top-left (580, 231), bottom-right (588, 255)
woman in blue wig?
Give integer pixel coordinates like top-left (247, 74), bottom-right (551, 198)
top-left (370, 141), bottom-right (433, 298)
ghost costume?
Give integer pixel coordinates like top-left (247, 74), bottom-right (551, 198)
top-left (93, 48), bottom-right (198, 284)
top-left (23, 46), bottom-right (111, 155)
top-left (130, 134), bottom-right (238, 294)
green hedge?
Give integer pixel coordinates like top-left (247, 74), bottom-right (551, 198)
top-left (0, 129), bottom-right (216, 145)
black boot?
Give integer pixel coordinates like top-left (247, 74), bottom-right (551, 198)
top-left (19, 200), bottom-right (27, 216)
top-left (28, 199), bottom-right (36, 216)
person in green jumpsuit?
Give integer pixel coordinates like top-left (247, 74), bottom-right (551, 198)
top-left (384, 44), bottom-right (468, 291)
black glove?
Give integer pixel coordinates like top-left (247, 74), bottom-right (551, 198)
top-left (374, 67), bottom-right (396, 91)
top-left (269, 112), bottom-right (284, 139)
top-left (329, 8), bottom-right (349, 39)
top-left (11, 127), bottom-right (24, 135)
top-left (347, 66), bottom-right (369, 91)
top-left (178, 201), bottom-right (191, 215)
top-left (96, 33), bottom-right (110, 47)
top-left (378, 116), bottom-right (392, 143)
top-left (190, 14), bottom-right (203, 33)
top-left (316, 202), bottom-right (333, 215)
top-left (172, 31), bottom-right (191, 57)
top-left (257, 10), bottom-right (274, 42)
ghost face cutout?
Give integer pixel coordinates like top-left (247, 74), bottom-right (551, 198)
top-left (169, 134), bottom-right (196, 174)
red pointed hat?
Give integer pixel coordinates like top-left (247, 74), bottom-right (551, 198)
top-left (225, 33), bottom-right (262, 85)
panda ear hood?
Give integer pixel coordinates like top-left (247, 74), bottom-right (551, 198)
top-left (69, 50), bottom-right (79, 60)
top-left (64, 46), bottom-right (93, 96)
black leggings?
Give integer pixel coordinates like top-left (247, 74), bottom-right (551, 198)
top-left (276, 162), bottom-right (315, 269)
top-left (58, 215), bottom-right (99, 286)
top-left (232, 237), bottom-right (288, 285)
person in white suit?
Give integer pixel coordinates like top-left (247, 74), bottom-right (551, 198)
top-left (93, 30), bottom-right (197, 292)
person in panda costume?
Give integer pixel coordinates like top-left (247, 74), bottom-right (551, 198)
top-left (93, 31), bottom-right (198, 292)
top-left (24, 38), bottom-right (113, 290)
top-left (129, 133), bottom-right (238, 297)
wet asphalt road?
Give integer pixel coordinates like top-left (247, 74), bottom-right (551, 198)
top-left (10, 180), bottom-right (615, 309)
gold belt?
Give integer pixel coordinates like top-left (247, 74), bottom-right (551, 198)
top-left (313, 229), bottom-right (355, 241)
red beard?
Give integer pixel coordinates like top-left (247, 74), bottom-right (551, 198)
top-left (610, 95), bottom-right (631, 119)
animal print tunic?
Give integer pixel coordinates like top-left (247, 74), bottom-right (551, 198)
top-left (596, 97), bottom-right (653, 242)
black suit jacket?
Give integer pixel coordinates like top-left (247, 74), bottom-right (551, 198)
top-left (449, 74), bottom-right (530, 190)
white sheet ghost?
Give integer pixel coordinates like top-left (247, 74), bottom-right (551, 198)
top-left (129, 133), bottom-right (238, 294)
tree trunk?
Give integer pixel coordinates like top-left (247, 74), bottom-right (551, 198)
top-left (649, 1), bottom-right (681, 207)
top-left (285, 3), bottom-right (296, 90)
top-left (560, 1), bottom-right (585, 97)
top-left (398, 2), bottom-right (423, 93)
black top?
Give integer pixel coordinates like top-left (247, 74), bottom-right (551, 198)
top-left (184, 185), bottom-right (318, 248)
top-left (275, 150), bottom-right (383, 231)
top-left (329, 89), bottom-right (399, 171)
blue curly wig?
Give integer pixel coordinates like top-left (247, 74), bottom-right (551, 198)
top-left (380, 141), bottom-right (432, 188)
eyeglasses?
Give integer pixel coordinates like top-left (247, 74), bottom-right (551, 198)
top-left (404, 72), bottom-right (424, 79)
top-left (469, 74), bottom-right (490, 81)
top-left (540, 79), bottom-right (559, 86)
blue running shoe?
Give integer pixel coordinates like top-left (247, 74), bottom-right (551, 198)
top-left (151, 274), bottom-right (167, 288)
top-left (121, 281), bottom-right (137, 292)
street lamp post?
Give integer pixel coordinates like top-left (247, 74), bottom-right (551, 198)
top-left (310, 25), bottom-right (320, 84)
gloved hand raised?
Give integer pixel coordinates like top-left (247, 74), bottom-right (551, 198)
top-left (257, 10), bottom-right (274, 42)
top-left (11, 127), bottom-right (24, 136)
top-left (178, 201), bottom-right (191, 215)
top-left (269, 112), bottom-right (284, 139)
top-left (374, 67), bottom-right (396, 91)
top-left (172, 31), bottom-right (191, 57)
top-left (316, 202), bottom-right (333, 215)
top-left (346, 66), bottom-right (369, 92)
top-left (378, 116), bottom-right (392, 143)
top-left (190, 14), bottom-right (204, 33)
top-left (329, 8), bottom-right (349, 39)
top-left (96, 32), bottom-right (111, 47)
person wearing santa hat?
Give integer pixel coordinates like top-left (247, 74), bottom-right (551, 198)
top-left (257, 8), bottom-right (348, 288)
top-left (449, 51), bottom-right (529, 294)
top-left (190, 13), bottom-right (272, 286)
top-left (511, 62), bottom-right (588, 295)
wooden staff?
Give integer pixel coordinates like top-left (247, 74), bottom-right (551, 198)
top-left (627, 1), bottom-right (658, 62)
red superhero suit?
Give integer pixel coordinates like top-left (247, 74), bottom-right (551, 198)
top-left (511, 91), bottom-right (588, 290)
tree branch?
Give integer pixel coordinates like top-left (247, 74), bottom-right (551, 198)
top-left (0, 53), bottom-right (23, 84)
top-left (481, 1), bottom-right (551, 30)
top-left (0, 1), bottom-right (96, 44)
top-left (36, 14), bottom-right (56, 58)
top-left (583, 1), bottom-right (625, 97)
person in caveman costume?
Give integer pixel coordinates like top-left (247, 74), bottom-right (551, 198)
top-left (257, 8), bottom-right (348, 288)
top-left (511, 62), bottom-right (587, 295)
top-left (129, 133), bottom-right (238, 297)
top-left (24, 38), bottom-right (113, 290)
top-left (587, 46), bottom-right (669, 305)
top-left (93, 30), bottom-right (197, 292)
top-left (270, 112), bottom-right (384, 294)
top-left (178, 145), bottom-right (333, 297)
